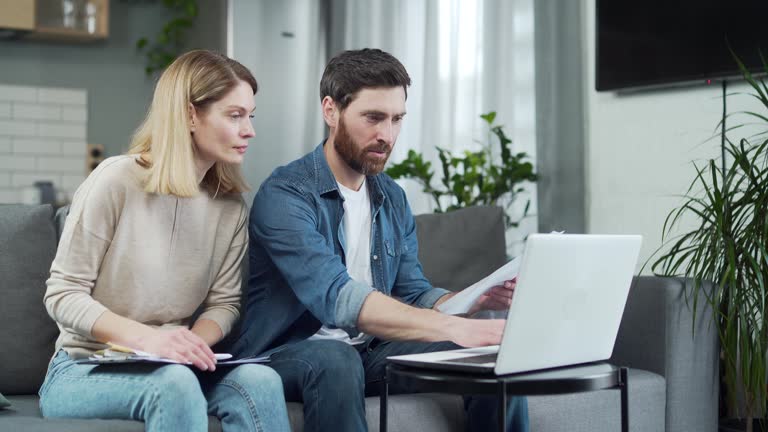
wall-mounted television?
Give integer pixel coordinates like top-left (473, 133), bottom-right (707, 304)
top-left (596, 0), bottom-right (768, 92)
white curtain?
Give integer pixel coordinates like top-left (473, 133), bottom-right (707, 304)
top-left (332, 0), bottom-right (538, 256)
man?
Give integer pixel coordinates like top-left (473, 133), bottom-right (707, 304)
top-left (233, 48), bottom-right (528, 432)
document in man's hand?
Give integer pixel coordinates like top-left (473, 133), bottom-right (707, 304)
top-left (436, 257), bottom-right (521, 315)
top-left (74, 342), bottom-right (270, 366)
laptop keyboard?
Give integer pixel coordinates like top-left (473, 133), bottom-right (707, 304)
top-left (443, 353), bottom-right (498, 364)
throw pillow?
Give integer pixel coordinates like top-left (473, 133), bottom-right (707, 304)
top-left (0, 392), bottom-right (10, 409)
top-left (0, 204), bottom-right (60, 395)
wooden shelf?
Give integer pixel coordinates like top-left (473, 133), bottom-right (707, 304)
top-left (0, 0), bottom-right (109, 42)
top-left (0, 0), bottom-right (35, 31)
top-left (27, 24), bottom-right (107, 41)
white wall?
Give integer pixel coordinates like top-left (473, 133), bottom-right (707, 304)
top-left (0, 84), bottom-right (87, 204)
top-left (582, 0), bottom-right (762, 272)
top-left (228, 0), bottom-right (326, 206)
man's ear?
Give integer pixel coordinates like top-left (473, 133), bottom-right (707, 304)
top-left (321, 96), bottom-right (339, 129)
top-left (188, 103), bottom-right (198, 132)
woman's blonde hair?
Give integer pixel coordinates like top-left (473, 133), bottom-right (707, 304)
top-left (128, 50), bottom-right (258, 197)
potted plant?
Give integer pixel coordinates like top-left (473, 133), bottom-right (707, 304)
top-left (651, 60), bottom-right (768, 432)
top-left (122, 0), bottom-right (199, 75)
top-left (385, 111), bottom-right (538, 228)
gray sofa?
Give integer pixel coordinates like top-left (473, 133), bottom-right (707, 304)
top-left (0, 204), bottom-right (719, 431)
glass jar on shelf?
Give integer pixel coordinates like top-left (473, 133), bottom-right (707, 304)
top-left (84, 1), bottom-right (98, 34)
top-left (35, 0), bottom-right (91, 31)
top-left (33, 0), bottom-right (109, 39)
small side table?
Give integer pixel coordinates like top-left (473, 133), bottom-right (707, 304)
top-left (380, 362), bottom-right (628, 432)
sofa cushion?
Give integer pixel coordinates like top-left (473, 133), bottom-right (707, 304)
top-left (1, 395), bottom-right (221, 432)
top-left (528, 368), bottom-right (665, 432)
top-left (1, 394), bottom-right (463, 432)
top-left (289, 393), bottom-right (466, 432)
top-left (415, 205), bottom-right (507, 292)
top-left (0, 205), bottom-right (60, 395)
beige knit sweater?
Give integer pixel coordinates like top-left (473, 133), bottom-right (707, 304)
top-left (44, 155), bottom-right (248, 359)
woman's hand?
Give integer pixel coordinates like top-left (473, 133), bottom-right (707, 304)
top-left (137, 327), bottom-right (217, 371)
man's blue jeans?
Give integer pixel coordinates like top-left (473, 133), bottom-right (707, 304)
top-left (269, 339), bottom-right (529, 432)
top-left (39, 350), bottom-right (291, 431)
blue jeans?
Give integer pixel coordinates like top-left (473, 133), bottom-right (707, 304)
top-left (39, 350), bottom-right (291, 432)
top-left (269, 339), bottom-right (529, 432)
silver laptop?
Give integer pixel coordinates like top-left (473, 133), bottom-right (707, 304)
top-left (388, 234), bottom-right (642, 375)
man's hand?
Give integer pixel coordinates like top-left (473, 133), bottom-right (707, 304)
top-left (468, 278), bottom-right (516, 315)
top-left (447, 317), bottom-right (506, 347)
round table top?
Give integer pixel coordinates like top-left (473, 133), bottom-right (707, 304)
top-left (387, 362), bottom-right (622, 395)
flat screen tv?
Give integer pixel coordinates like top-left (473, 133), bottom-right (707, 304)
top-left (596, 0), bottom-right (768, 91)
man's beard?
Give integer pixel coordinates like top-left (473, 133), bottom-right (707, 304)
top-left (334, 117), bottom-right (392, 175)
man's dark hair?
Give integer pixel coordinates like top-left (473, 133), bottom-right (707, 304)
top-left (320, 48), bottom-right (411, 110)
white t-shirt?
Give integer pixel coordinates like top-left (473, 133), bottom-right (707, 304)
top-left (309, 180), bottom-right (372, 345)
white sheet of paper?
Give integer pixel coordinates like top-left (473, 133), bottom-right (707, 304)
top-left (436, 257), bottom-right (521, 315)
top-left (94, 350), bottom-right (233, 364)
top-left (79, 352), bottom-right (259, 366)
top-left (217, 355), bottom-right (271, 365)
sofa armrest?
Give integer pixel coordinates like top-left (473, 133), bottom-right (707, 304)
top-left (611, 276), bottom-right (719, 432)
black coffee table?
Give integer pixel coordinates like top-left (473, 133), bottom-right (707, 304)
top-left (380, 361), bottom-right (628, 432)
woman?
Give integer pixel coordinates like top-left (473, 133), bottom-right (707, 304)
top-left (39, 50), bottom-right (290, 431)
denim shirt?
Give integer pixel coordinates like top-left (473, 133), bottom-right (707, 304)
top-left (232, 143), bottom-right (450, 358)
